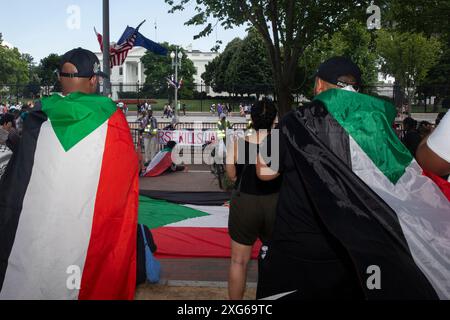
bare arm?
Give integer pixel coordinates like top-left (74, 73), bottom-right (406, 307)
top-left (256, 153), bottom-right (280, 181)
top-left (416, 138), bottom-right (450, 176)
top-left (225, 136), bottom-right (238, 182)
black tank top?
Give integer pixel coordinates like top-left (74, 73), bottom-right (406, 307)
top-left (234, 139), bottom-right (282, 195)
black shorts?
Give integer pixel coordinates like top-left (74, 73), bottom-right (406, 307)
top-left (228, 191), bottom-right (279, 246)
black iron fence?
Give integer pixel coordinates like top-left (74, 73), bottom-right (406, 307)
top-left (2, 82), bottom-right (449, 112)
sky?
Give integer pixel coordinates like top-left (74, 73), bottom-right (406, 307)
top-left (0, 0), bottom-right (248, 63)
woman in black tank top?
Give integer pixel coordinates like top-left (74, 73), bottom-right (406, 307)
top-left (225, 99), bottom-right (281, 300)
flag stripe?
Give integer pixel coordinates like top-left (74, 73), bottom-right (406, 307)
top-left (349, 136), bottom-right (450, 299)
top-left (0, 119), bottom-right (107, 299)
top-left (138, 196), bottom-right (209, 229)
top-left (152, 227), bottom-right (261, 259)
top-left (167, 205), bottom-right (228, 228)
top-left (0, 108), bottom-right (47, 292)
top-left (79, 110), bottom-right (139, 300)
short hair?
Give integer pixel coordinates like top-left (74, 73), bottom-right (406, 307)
top-left (337, 75), bottom-right (358, 85)
top-left (403, 117), bottom-right (417, 130)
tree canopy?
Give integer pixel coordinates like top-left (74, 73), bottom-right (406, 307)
top-left (0, 35), bottom-right (29, 84)
top-left (202, 30), bottom-right (273, 98)
top-left (376, 30), bottom-right (442, 110)
top-left (165, 0), bottom-right (373, 115)
top-left (141, 43), bottom-right (196, 99)
top-left (300, 19), bottom-right (379, 98)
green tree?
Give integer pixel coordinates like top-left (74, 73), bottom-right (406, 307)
top-left (165, 0), bottom-right (372, 115)
top-left (376, 30), bottom-right (442, 112)
top-left (416, 43), bottom-right (450, 111)
top-left (37, 53), bottom-right (61, 95)
top-left (215, 38), bottom-right (243, 94)
top-left (0, 41), bottom-right (29, 84)
top-left (385, 0), bottom-right (450, 111)
top-left (226, 29), bottom-right (273, 99)
top-left (201, 55), bottom-right (220, 92)
top-left (141, 43), bottom-right (196, 99)
top-left (385, 0), bottom-right (450, 38)
top-left (300, 19), bottom-right (379, 98)
top-left (21, 53), bottom-right (41, 98)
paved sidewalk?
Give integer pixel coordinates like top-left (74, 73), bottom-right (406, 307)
top-left (136, 259), bottom-right (258, 300)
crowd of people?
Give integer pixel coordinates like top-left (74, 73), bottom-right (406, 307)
top-left (162, 104), bottom-right (175, 118)
top-left (0, 101), bottom-right (34, 152)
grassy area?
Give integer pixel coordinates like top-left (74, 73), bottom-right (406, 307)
top-left (410, 105), bottom-right (448, 113)
top-left (127, 99), bottom-right (252, 112)
top-left (126, 100), bottom-right (448, 114)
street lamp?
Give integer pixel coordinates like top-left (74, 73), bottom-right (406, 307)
top-left (170, 47), bottom-right (183, 121)
top-left (137, 80), bottom-right (140, 107)
top-left (200, 80), bottom-right (204, 112)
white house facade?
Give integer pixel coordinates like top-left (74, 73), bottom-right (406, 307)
top-left (96, 46), bottom-right (220, 100)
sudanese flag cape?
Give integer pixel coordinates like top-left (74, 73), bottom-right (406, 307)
top-left (275, 89), bottom-right (450, 299)
top-left (0, 92), bottom-right (139, 300)
top-left (141, 147), bottom-right (173, 177)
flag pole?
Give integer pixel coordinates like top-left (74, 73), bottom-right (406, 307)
top-left (102, 0), bottom-right (111, 97)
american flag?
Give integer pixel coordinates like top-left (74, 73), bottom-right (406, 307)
top-left (95, 28), bottom-right (137, 68)
top-left (167, 75), bottom-right (183, 89)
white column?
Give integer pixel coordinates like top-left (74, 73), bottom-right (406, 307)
top-left (123, 62), bottom-right (127, 85)
top-left (138, 62), bottom-right (142, 84)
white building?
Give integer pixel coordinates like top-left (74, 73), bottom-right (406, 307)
top-left (376, 73), bottom-right (395, 98)
top-left (96, 46), bottom-right (220, 100)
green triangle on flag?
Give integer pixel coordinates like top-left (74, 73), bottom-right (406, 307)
top-left (41, 92), bottom-right (116, 152)
top-left (138, 196), bottom-right (209, 229)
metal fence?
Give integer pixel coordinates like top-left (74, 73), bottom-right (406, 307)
top-left (128, 121), bottom-right (248, 151)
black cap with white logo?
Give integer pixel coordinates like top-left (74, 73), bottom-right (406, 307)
top-left (59, 47), bottom-right (108, 79)
top-left (316, 56), bottom-right (362, 88)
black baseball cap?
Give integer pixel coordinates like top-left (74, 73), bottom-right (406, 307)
top-left (315, 56), bottom-right (362, 88)
top-left (59, 47), bottom-right (108, 79)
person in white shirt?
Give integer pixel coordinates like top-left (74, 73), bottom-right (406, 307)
top-left (416, 111), bottom-right (450, 176)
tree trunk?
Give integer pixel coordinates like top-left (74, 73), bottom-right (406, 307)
top-left (277, 84), bottom-right (294, 116)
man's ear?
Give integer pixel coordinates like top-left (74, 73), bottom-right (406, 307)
top-left (89, 76), bottom-right (98, 87)
top-left (314, 77), bottom-right (323, 95)
top-left (89, 76), bottom-right (99, 93)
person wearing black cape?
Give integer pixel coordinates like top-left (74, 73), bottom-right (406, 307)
top-left (256, 57), bottom-right (443, 300)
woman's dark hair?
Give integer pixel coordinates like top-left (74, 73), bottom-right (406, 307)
top-left (250, 99), bottom-right (277, 130)
top-left (403, 117), bottom-right (417, 131)
top-left (0, 113), bottom-right (15, 126)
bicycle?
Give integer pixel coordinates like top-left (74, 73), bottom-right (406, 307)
top-left (202, 140), bottom-right (227, 190)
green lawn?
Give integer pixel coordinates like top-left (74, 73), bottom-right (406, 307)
top-left (410, 105), bottom-right (448, 113)
top-left (126, 99), bottom-right (250, 112)
top-left (129, 100), bottom-right (448, 114)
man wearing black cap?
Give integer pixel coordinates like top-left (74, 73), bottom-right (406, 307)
top-left (0, 48), bottom-right (139, 300)
top-left (313, 56), bottom-right (362, 95)
top-left (57, 47), bottom-right (108, 96)
top-left (254, 56), bottom-right (365, 300)
top-left (255, 55), bottom-right (448, 300)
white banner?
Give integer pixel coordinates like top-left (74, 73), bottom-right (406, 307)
top-left (157, 130), bottom-right (218, 145)
top-left (157, 130), bottom-right (245, 145)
